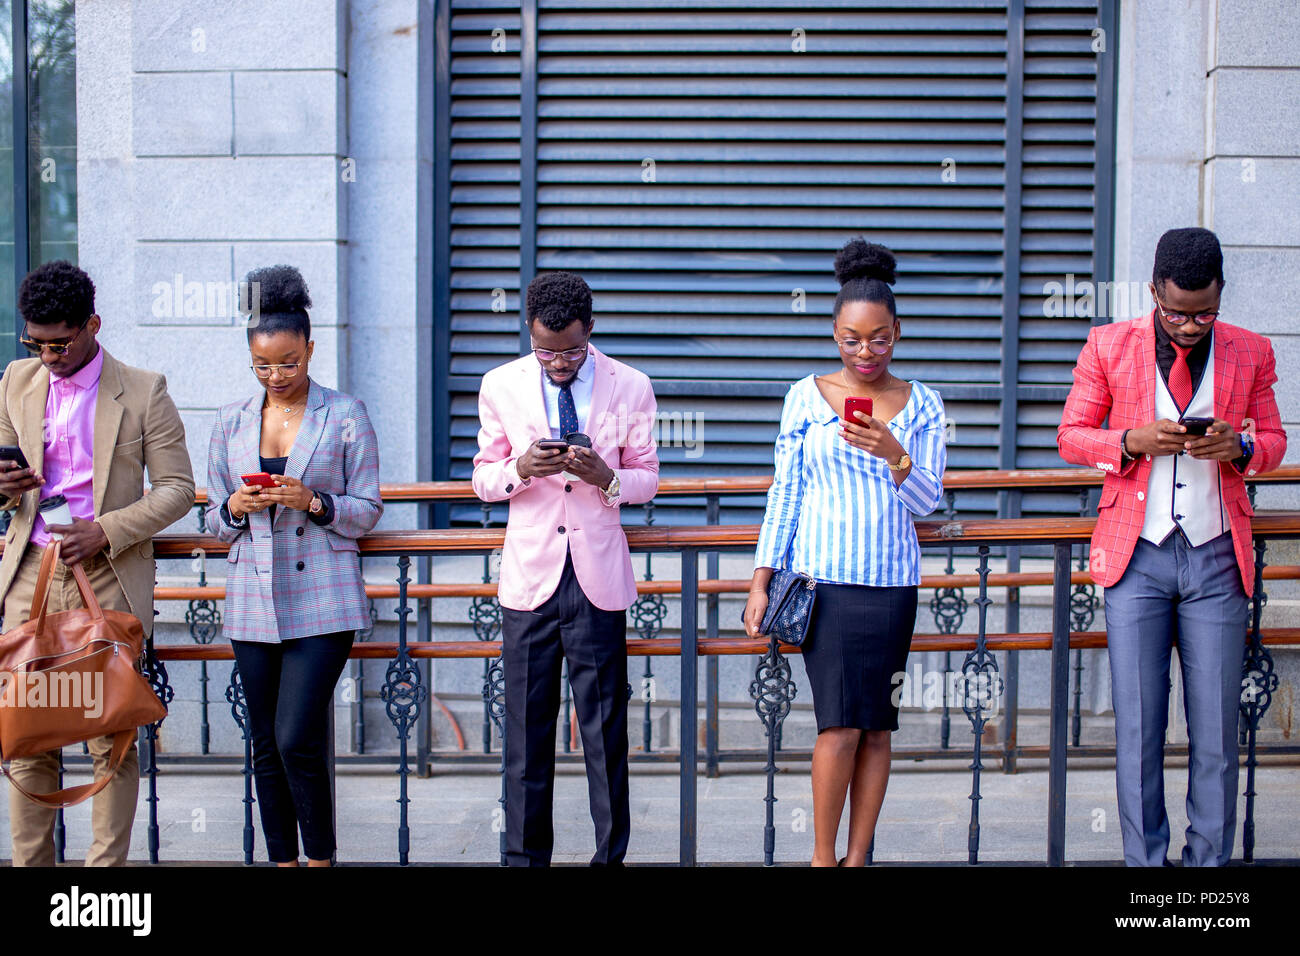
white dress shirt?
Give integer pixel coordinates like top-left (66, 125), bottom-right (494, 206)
top-left (541, 348), bottom-right (594, 438)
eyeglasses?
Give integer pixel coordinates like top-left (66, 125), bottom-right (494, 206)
top-left (1155, 299), bottom-right (1218, 327)
top-left (250, 362), bottom-right (303, 379)
top-left (20, 323), bottom-right (88, 356)
top-left (836, 335), bottom-right (895, 356)
top-left (531, 342), bottom-right (589, 362)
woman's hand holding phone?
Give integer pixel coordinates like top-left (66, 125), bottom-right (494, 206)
top-left (258, 475), bottom-right (315, 511)
top-left (227, 481), bottom-right (267, 520)
top-left (840, 412), bottom-right (905, 461)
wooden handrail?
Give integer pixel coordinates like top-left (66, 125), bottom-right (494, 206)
top-left (151, 628), bottom-right (1300, 662)
top-left (149, 563), bottom-right (1300, 604)
top-left (119, 512), bottom-right (1300, 558)
top-left (186, 464), bottom-right (1300, 506)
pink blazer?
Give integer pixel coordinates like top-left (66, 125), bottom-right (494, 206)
top-left (1057, 313), bottom-right (1286, 595)
top-left (472, 345), bottom-right (659, 611)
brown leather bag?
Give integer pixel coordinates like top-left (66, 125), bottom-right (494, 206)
top-left (0, 541), bottom-right (166, 808)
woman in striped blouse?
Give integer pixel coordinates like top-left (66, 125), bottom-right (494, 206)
top-left (744, 238), bottom-right (947, 867)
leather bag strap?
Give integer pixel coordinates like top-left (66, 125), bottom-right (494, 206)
top-left (0, 729), bottom-right (135, 809)
top-left (27, 541), bottom-right (61, 624)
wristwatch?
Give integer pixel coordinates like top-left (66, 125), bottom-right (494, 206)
top-left (309, 493), bottom-right (324, 515)
top-left (887, 453), bottom-right (912, 472)
top-left (601, 473), bottom-right (621, 502)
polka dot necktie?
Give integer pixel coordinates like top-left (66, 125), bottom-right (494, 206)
top-left (558, 381), bottom-right (579, 436)
top-left (1169, 342), bottom-right (1193, 410)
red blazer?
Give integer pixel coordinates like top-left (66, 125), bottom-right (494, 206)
top-left (1057, 312), bottom-right (1286, 595)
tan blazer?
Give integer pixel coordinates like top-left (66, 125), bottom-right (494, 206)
top-left (0, 348), bottom-right (196, 636)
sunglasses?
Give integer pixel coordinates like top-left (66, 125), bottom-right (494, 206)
top-left (1155, 299), bottom-right (1218, 327)
top-left (20, 322), bottom-right (89, 357)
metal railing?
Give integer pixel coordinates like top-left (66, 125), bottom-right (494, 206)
top-left (18, 467), bottom-right (1300, 865)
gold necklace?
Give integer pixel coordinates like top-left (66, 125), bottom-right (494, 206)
top-left (265, 397), bottom-right (307, 429)
top-left (841, 367), bottom-right (901, 397)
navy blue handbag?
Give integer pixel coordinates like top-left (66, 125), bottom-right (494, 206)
top-left (756, 568), bottom-right (817, 647)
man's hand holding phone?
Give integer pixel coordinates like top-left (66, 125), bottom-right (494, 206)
top-left (565, 446), bottom-right (614, 488)
top-left (0, 458), bottom-right (43, 499)
top-left (1123, 419), bottom-right (1191, 458)
top-left (1183, 419), bottom-right (1240, 460)
top-left (516, 439), bottom-right (570, 480)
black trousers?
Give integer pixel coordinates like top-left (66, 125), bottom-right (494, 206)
top-left (231, 631), bottom-right (354, 862)
top-left (500, 552), bottom-right (630, 866)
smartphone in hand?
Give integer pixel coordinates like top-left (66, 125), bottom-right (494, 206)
top-left (240, 472), bottom-right (278, 488)
top-left (0, 445), bottom-right (31, 471)
top-left (1179, 416), bottom-right (1214, 437)
top-left (844, 396), bottom-right (874, 425)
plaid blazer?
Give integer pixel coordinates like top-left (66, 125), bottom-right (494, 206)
top-left (1057, 312), bottom-right (1286, 594)
top-left (204, 378), bottom-right (382, 642)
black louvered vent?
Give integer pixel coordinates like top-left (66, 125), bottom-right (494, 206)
top-left (441, 0), bottom-right (1113, 523)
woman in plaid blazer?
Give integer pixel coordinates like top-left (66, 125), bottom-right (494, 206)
top-left (204, 265), bottom-right (382, 866)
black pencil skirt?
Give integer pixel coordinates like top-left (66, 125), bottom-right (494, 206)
top-left (800, 582), bottom-right (918, 733)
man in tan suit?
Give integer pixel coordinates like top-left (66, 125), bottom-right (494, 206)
top-left (0, 260), bottom-right (194, 865)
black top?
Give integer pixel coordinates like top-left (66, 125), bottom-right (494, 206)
top-left (1153, 318), bottom-right (1211, 402)
top-left (260, 455), bottom-right (289, 524)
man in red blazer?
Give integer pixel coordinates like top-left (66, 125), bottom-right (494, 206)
top-left (473, 271), bottom-right (659, 866)
top-left (1058, 227), bottom-right (1286, 866)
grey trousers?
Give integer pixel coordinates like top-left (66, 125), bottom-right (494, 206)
top-left (1103, 531), bottom-right (1247, 867)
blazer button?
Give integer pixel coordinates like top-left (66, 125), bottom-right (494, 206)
top-left (557, 526), bottom-right (566, 534)
top-left (296, 526), bottom-right (305, 536)
top-left (1136, 491), bottom-right (1145, 501)
top-left (296, 560), bottom-right (305, 571)
top-left (1145, 454), bottom-right (1152, 462)
top-left (565, 484), bottom-right (573, 493)
top-left (505, 483), bottom-right (514, 493)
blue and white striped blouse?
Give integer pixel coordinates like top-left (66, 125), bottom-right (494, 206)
top-left (754, 374), bottom-right (947, 587)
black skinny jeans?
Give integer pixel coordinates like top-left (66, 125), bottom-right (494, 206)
top-left (231, 632), bottom-right (353, 862)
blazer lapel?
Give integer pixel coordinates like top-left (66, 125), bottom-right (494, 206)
top-left (92, 351), bottom-right (125, 517)
top-left (520, 358), bottom-right (552, 441)
top-left (276, 378), bottom-right (327, 526)
top-left (585, 345), bottom-right (615, 441)
top-left (231, 399), bottom-right (262, 483)
top-left (1136, 311), bottom-right (1157, 424)
top-left (1212, 327), bottom-right (1236, 420)
top-left (19, 363), bottom-right (50, 479)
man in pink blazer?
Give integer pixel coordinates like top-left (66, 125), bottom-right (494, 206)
top-left (473, 271), bottom-right (658, 866)
top-left (1058, 228), bottom-right (1286, 866)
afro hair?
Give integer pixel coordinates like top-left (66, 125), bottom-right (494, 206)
top-left (19, 260), bottom-right (95, 328)
top-left (525, 271), bottom-right (592, 332)
top-left (244, 264), bottom-right (312, 341)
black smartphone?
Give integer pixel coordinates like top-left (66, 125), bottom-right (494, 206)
top-left (1179, 416), bottom-right (1214, 437)
top-left (0, 445), bottom-right (30, 471)
top-left (536, 438), bottom-right (569, 450)
top-left (564, 432), bottom-right (592, 449)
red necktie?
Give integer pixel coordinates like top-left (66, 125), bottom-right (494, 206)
top-left (1169, 342), bottom-right (1193, 409)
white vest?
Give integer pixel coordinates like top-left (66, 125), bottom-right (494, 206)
top-left (1139, 344), bottom-right (1229, 546)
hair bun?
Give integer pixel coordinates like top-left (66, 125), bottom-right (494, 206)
top-left (834, 238), bottom-right (897, 287)
top-left (245, 264), bottom-right (312, 314)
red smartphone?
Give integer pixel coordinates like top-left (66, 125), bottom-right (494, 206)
top-left (240, 472), bottom-right (278, 488)
top-left (844, 396), bottom-right (873, 424)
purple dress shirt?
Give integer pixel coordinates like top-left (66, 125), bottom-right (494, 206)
top-left (31, 346), bottom-right (104, 547)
